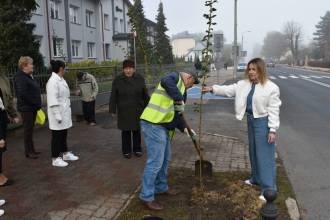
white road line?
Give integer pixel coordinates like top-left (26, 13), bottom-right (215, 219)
top-left (323, 76), bottom-right (330, 79)
top-left (289, 75), bottom-right (299, 78)
top-left (300, 75), bottom-right (311, 78)
top-left (302, 78), bottom-right (330, 88)
top-left (278, 76), bottom-right (287, 79)
top-left (310, 75), bottom-right (322, 78)
top-left (269, 76), bottom-right (276, 79)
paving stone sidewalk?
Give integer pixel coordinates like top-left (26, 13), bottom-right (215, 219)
top-left (0, 69), bottom-right (251, 219)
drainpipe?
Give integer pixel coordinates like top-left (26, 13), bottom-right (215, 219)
top-left (45, 0), bottom-right (53, 64)
top-left (64, 0), bottom-right (71, 63)
top-left (100, 1), bottom-right (105, 61)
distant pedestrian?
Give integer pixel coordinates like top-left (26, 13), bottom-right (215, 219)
top-left (0, 64), bottom-right (19, 186)
top-left (75, 72), bottom-right (98, 126)
top-left (13, 56), bottom-right (42, 159)
top-left (194, 58), bottom-right (202, 76)
top-left (224, 62), bottom-right (228, 70)
top-left (109, 59), bottom-right (150, 158)
top-left (202, 58), bottom-right (281, 201)
top-left (47, 60), bottom-right (79, 167)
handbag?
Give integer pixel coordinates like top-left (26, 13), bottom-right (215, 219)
top-left (35, 109), bottom-right (46, 124)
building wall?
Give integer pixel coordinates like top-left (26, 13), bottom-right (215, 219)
top-left (29, 0), bottom-right (154, 66)
top-left (172, 38), bottom-right (195, 57)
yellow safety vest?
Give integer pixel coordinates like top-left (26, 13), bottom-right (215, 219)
top-left (140, 73), bottom-right (185, 139)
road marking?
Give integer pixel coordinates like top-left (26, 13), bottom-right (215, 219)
top-left (289, 75), bottom-right (299, 78)
top-left (310, 75), bottom-right (322, 78)
top-left (300, 75), bottom-right (311, 79)
top-left (278, 76), bottom-right (287, 79)
top-left (269, 76), bottom-right (276, 79)
top-left (301, 78), bottom-right (330, 88)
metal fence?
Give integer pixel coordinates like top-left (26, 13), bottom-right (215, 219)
top-left (4, 63), bottom-right (193, 126)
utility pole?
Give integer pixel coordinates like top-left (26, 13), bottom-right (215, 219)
top-left (233, 0), bottom-right (237, 79)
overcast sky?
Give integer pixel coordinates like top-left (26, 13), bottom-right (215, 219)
top-left (141, 0), bottom-right (329, 60)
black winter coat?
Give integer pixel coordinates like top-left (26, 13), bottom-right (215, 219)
top-left (109, 73), bottom-right (150, 131)
top-left (0, 88), bottom-right (8, 153)
top-left (14, 70), bottom-right (41, 112)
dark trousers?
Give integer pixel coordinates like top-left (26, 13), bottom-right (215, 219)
top-left (121, 130), bottom-right (141, 154)
top-left (20, 111), bottom-right (37, 153)
top-left (82, 100), bottom-right (95, 123)
top-left (0, 109), bottom-right (7, 173)
top-left (51, 129), bottom-right (68, 158)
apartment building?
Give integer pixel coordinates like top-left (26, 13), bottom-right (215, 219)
top-left (30, 0), bottom-right (155, 65)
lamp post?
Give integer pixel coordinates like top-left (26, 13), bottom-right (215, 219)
top-left (233, 0), bottom-right (237, 79)
top-left (241, 31), bottom-right (251, 62)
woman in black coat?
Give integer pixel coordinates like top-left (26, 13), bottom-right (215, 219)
top-left (109, 60), bottom-right (150, 158)
top-left (13, 56), bottom-right (42, 159)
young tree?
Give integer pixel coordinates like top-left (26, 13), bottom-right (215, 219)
top-left (313, 10), bottom-right (330, 60)
top-left (153, 2), bottom-right (174, 64)
top-left (128, 0), bottom-right (152, 64)
top-left (261, 31), bottom-right (287, 61)
top-left (281, 20), bottom-right (304, 65)
top-left (0, 0), bottom-right (44, 68)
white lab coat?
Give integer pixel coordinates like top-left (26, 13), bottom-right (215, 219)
top-left (46, 72), bottom-right (72, 130)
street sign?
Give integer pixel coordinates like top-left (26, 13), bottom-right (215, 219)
top-left (242, 51), bottom-right (247, 57)
top-left (214, 34), bottom-right (223, 52)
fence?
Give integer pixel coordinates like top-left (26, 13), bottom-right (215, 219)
top-left (4, 63), bottom-right (194, 127)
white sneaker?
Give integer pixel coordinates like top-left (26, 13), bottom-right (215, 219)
top-left (0, 200), bottom-right (5, 206)
top-left (245, 180), bottom-right (253, 186)
top-left (0, 209), bottom-right (4, 216)
top-left (63, 152), bottom-right (79, 161)
top-left (259, 195), bottom-right (266, 201)
top-left (52, 157), bottom-right (68, 167)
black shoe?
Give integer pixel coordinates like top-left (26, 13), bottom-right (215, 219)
top-left (124, 153), bottom-right (131, 159)
top-left (134, 152), bottom-right (142, 157)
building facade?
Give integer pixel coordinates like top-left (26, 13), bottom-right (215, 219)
top-left (30, 0), bottom-right (155, 65)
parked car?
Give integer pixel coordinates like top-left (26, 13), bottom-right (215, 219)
top-left (237, 62), bottom-right (247, 72)
top-left (267, 61), bottom-right (275, 67)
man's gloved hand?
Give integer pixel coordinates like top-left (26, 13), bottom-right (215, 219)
top-left (184, 128), bottom-right (196, 141)
top-left (174, 101), bottom-right (185, 114)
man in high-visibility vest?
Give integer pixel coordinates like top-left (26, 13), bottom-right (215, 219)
top-left (139, 68), bottom-right (200, 210)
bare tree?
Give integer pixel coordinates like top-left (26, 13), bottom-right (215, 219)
top-left (262, 31), bottom-right (287, 62)
top-left (282, 21), bottom-right (304, 65)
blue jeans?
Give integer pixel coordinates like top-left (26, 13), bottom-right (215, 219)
top-left (139, 120), bottom-right (171, 201)
top-left (247, 114), bottom-right (276, 195)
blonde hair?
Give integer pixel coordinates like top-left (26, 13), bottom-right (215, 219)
top-left (243, 58), bottom-right (268, 85)
top-left (18, 56), bottom-right (33, 69)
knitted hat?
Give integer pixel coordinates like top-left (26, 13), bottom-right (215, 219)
top-left (182, 68), bottom-right (200, 84)
top-left (123, 59), bottom-right (135, 69)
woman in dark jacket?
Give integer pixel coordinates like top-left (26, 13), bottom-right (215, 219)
top-left (109, 59), bottom-right (150, 158)
top-left (194, 58), bottom-right (202, 76)
top-left (13, 56), bottom-right (42, 159)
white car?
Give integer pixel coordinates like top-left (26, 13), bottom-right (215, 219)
top-left (237, 63), bottom-right (247, 72)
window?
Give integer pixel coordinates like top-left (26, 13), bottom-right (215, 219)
top-left (87, 43), bottom-right (95, 58)
top-left (120, 19), bottom-right (123, 33)
top-left (104, 14), bottom-right (109, 30)
top-left (70, 6), bottom-right (79, 23)
top-left (52, 38), bottom-right (63, 57)
top-left (105, 44), bottom-right (110, 58)
top-left (36, 36), bottom-right (44, 55)
top-left (71, 41), bottom-right (80, 57)
top-left (50, 1), bottom-right (60, 19)
top-left (86, 11), bottom-right (94, 27)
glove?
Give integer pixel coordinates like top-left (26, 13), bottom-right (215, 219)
top-left (184, 128), bottom-right (196, 141)
top-left (174, 101), bottom-right (185, 114)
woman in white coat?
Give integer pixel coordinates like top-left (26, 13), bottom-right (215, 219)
top-left (46, 60), bottom-right (79, 167)
top-left (203, 58), bottom-right (281, 201)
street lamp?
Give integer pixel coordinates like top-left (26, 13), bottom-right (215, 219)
top-left (241, 31), bottom-right (251, 62)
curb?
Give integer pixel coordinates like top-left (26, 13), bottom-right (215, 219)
top-left (286, 198), bottom-right (300, 220)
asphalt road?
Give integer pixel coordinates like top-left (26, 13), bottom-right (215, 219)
top-left (267, 67), bottom-right (330, 220)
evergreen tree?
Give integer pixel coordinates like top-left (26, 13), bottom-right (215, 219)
top-left (313, 10), bottom-right (330, 59)
top-left (153, 2), bottom-right (174, 64)
top-left (128, 0), bottom-right (152, 64)
top-left (0, 0), bottom-right (44, 68)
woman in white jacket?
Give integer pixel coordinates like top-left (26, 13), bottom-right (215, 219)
top-left (46, 60), bottom-right (79, 167)
top-left (203, 58), bottom-right (281, 201)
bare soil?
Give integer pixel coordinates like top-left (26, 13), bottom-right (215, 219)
top-left (117, 167), bottom-right (291, 220)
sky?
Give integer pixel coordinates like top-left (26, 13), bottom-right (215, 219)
top-left (140, 0), bottom-right (329, 60)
